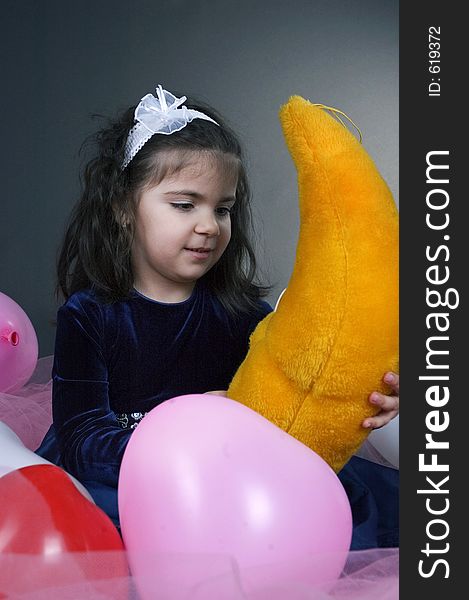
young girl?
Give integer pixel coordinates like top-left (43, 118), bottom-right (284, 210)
top-left (36, 85), bottom-right (399, 542)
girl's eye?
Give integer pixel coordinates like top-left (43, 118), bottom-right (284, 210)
top-left (215, 206), bottom-right (232, 217)
top-left (170, 202), bottom-right (194, 212)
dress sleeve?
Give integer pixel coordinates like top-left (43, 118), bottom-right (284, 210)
top-left (52, 298), bottom-right (131, 488)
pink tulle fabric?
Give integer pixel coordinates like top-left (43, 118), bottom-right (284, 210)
top-left (0, 356), bottom-right (399, 599)
top-left (0, 356), bottom-right (54, 451)
top-left (0, 548), bottom-right (398, 599)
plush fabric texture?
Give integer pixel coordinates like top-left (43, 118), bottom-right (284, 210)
top-left (228, 96), bottom-right (399, 473)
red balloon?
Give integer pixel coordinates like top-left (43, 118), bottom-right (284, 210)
top-left (0, 464), bottom-right (129, 597)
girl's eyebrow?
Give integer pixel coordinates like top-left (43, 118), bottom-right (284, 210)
top-left (163, 190), bottom-right (236, 203)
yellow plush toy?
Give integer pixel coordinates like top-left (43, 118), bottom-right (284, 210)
top-left (227, 95), bottom-right (399, 473)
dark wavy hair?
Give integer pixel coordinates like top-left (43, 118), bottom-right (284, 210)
top-left (57, 91), bottom-right (270, 315)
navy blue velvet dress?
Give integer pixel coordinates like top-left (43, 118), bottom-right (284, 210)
top-left (36, 281), bottom-right (398, 549)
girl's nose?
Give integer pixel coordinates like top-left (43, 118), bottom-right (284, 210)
top-left (194, 211), bottom-right (220, 236)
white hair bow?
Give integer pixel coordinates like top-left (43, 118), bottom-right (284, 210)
top-left (122, 85), bottom-right (219, 169)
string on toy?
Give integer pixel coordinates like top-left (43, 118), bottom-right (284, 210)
top-left (312, 104), bottom-right (363, 143)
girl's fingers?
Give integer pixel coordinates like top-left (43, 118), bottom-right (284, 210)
top-left (384, 371), bottom-right (399, 394)
top-left (363, 386), bottom-right (400, 429)
top-left (363, 409), bottom-right (399, 430)
top-left (369, 391), bottom-right (399, 412)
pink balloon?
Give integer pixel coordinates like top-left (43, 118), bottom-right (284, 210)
top-left (119, 394), bottom-right (352, 598)
top-left (0, 292), bottom-right (38, 393)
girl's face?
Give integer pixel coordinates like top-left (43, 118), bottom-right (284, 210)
top-left (131, 152), bottom-right (237, 302)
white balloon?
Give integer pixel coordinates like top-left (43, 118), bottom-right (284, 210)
top-left (367, 415), bottom-right (399, 468)
top-left (0, 420), bottom-right (95, 503)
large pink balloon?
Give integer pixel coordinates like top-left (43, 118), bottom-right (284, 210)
top-left (0, 292), bottom-right (38, 393)
top-left (119, 394), bottom-right (352, 598)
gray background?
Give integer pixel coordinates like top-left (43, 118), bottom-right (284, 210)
top-left (1, 0), bottom-right (398, 357)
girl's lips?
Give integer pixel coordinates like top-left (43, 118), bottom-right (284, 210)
top-left (184, 248), bottom-right (213, 259)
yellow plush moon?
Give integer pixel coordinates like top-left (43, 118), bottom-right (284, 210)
top-left (228, 96), bottom-right (399, 473)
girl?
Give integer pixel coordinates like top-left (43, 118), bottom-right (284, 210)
top-left (36, 85), bottom-right (399, 542)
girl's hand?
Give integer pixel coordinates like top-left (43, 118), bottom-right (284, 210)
top-left (204, 390), bottom-right (228, 397)
top-left (362, 371), bottom-right (399, 430)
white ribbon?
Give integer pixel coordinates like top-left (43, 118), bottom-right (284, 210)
top-left (135, 85), bottom-right (218, 133)
top-left (122, 85), bottom-right (219, 168)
